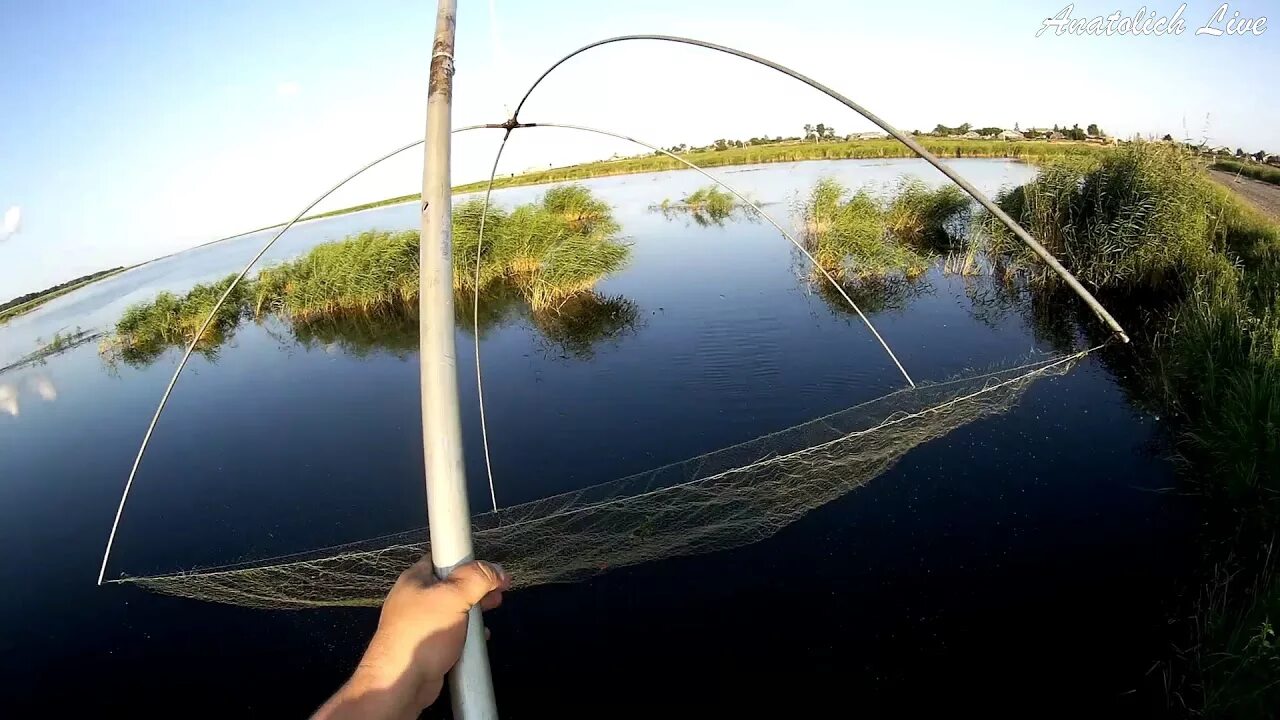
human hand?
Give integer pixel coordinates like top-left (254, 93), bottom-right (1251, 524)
top-left (314, 557), bottom-right (509, 720)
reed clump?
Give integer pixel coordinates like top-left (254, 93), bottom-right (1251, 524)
top-left (800, 177), bottom-right (974, 282)
top-left (885, 179), bottom-right (972, 251)
top-left (108, 187), bottom-right (629, 354)
top-left (654, 185), bottom-right (746, 227)
top-left (101, 275), bottom-right (247, 364)
top-left (253, 230), bottom-right (419, 321)
top-left (682, 186), bottom-right (737, 218)
top-left (985, 144), bottom-right (1249, 290)
top-left (452, 186), bottom-right (628, 310)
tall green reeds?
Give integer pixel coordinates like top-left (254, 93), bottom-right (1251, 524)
top-left (984, 141), bottom-right (1280, 715)
top-left (682, 186), bottom-right (737, 217)
top-left (108, 187), bottom-right (630, 354)
top-left (799, 177), bottom-right (974, 282)
top-left (885, 179), bottom-right (971, 251)
top-left (654, 185), bottom-right (745, 227)
top-left (986, 144), bottom-right (1233, 290)
top-left (453, 185), bottom-right (629, 310)
top-left (253, 230), bottom-right (419, 320)
top-left (101, 274), bottom-right (247, 364)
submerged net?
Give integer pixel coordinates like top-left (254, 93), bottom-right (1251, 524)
top-left (116, 348), bottom-right (1092, 609)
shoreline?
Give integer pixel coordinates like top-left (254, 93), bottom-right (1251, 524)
top-left (4, 141), bottom-right (1099, 317)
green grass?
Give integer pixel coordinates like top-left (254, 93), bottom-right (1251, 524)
top-left (101, 275), bottom-right (247, 365)
top-left (1213, 159), bottom-right (1280, 187)
top-left (885, 179), bottom-right (972, 251)
top-left (108, 187), bottom-right (629, 354)
top-left (683, 186), bottom-right (738, 216)
top-left (987, 144), bottom-right (1234, 290)
top-left (655, 185), bottom-right (746, 227)
top-left (452, 138), bottom-right (1106, 195)
top-left (0, 267), bottom-right (130, 324)
top-left (800, 177), bottom-right (968, 282)
top-left (253, 230), bottom-right (420, 320)
top-left (983, 141), bottom-right (1280, 716)
top-left (453, 185), bottom-right (628, 311)
top-left (253, 185), bottom-right (626, 318)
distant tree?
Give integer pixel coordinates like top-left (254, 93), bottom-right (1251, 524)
top-left (1068, 123), bottom-right (1085, 141)
top-left (1053, 123), bottom-right (1060, 132)
top-left (815, 123), bottom-right (827, 143)
top-left (1086, 123), bottom-right (1100, 137)
top-left (1252, 150), bottom-right (1267, 162)
top-left (803, 124), bottom-right (814, 141)
top-left (975, 126), bottom-right (1003, 137)
top-left (774, 136), bottom-right (782, 142)
top-left (1162, 133), bottom-right (1174, 142)
top-left (932, 122), bottom-right (973, 136)
top-left (1236, 147), bottom-right (1245, 157)
top-left (713, 138), bottom-right (729, 151)
top-left (1014, 121), bottom-right (1021, 132)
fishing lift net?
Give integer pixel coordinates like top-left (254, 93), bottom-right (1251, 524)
top-left (116, 348), bottom-right (1091, 609)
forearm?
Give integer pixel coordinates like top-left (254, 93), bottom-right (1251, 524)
top-left (311, 650), bottom-right (441, 720)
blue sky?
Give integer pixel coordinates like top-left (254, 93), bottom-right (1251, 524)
top-left (0, 0), bottom-right (1275, 298)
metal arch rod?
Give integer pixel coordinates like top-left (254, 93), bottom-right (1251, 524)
top-left (518, 121), bottom-right (917, 388)
top-left (510, 34), bottom-right (1129, 344)
top-left (471, 129), bottom-right (513, 514)
top-left (96, 124), bottom-right (503, 587)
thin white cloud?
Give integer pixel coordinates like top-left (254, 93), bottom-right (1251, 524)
top-left (30, 375), bottom-right (57, 402)
top-left (275, 81), bottom-right (301, 98)
top-left (0, 383), bottom-right (18, 417)
top-left (0, 205), bottom-right (20, 242)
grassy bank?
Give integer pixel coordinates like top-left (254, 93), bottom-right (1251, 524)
top-left (452, 138), bottom-right (1105, 195)
top-left (1213, 159), bottom-right (1280, 187)
top-left (303, 139), bottom-right (1099, 221)
top-left (984, 142), bottom-right (1280, 717)
top-left (0, 267), bottom-right (129, 324)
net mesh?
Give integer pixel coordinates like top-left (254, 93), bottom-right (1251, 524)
top-left (116, 349), bottom-right (1091, 609)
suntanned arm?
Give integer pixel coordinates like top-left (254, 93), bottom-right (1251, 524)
top-left (313, 559), bottom-right (509, 720)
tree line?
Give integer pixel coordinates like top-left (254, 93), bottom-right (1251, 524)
top-left (656, 120), bottom-right (1113, 155)
top-left (1, 267), bottom-right (124, 311)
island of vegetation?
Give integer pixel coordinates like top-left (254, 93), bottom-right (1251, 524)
top-left (100, 186), bottom-right (633, 365)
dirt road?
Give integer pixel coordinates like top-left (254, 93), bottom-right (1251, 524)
top-left (1210, 169), bottom-right (1280, 221)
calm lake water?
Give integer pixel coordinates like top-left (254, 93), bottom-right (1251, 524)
top-left (0, 159), bottom-right (1190, 716)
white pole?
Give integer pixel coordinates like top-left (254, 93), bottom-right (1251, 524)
top-left (419, 1), bottom-right (500, 718)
